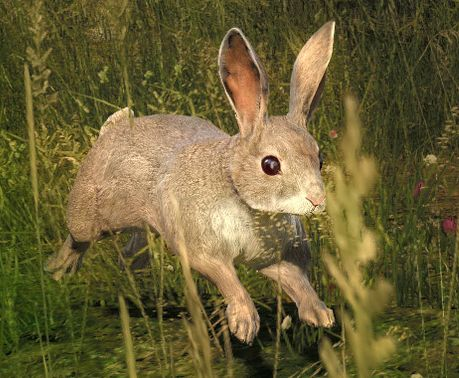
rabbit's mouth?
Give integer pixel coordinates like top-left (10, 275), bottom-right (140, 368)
top-left (239, 189), bottom-right (326, 216)
top-left (269, 195), bottom-right (325, 216)
top-left (312, 201), bottom-right (327, 214)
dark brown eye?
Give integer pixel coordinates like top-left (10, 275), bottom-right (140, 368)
top-left (261, 155), bottom-right (281, 175)
top-left (319, 151), bottom-right (324, 170)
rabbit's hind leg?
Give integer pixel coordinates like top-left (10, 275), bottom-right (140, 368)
top-left (46, 234), bottom-right (90, 281)
top-left (119, 230), bottom-right (151, 271)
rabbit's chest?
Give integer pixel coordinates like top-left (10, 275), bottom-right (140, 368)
top-left (210, 202), bottom-right (302, 268)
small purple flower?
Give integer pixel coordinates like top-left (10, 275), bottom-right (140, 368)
top-left (442, 217), bottom-right (457, 235)
top-left (413, 180), bottom-right (425, 198)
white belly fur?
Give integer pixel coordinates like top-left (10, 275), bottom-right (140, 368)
top-left (210, 200), bottom-right (302, 269)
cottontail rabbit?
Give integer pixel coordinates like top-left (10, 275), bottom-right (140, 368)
top-left (47, 22), bottom-right (336, 344)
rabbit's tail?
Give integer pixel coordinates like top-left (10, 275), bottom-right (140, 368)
top-left (99, 107), bottom-right (134, 137)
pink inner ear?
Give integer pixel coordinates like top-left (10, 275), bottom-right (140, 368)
top-left (223, 34), bottom-right (260, 125)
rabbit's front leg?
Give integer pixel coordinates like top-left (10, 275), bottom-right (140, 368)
top-left (46, 234), bottom-right (89, 280)
top-left (260, 260), bottom-right (334, 328)
top-left (190, 256), bottom-right (260, 344)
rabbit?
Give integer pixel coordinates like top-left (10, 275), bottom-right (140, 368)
top-left (46, 21), bottom-right (336, 344)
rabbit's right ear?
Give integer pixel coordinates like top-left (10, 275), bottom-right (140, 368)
top-left (219, 28), bottom-right (269, 138)
top-left (287, 22), bottom-right (335, 128)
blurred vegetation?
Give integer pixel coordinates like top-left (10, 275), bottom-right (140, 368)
top-left (320, 97), bottom-right (396, 377)
top-left (0, 0), bottom-right (458, 376)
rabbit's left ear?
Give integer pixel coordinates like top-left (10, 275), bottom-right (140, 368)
top-left (287, 22), bottom-right (335, 128)
top-left (219, 28), bottom-right (269, 138)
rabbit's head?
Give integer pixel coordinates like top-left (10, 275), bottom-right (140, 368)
top-left (219, 22), bottom-right (335, 215)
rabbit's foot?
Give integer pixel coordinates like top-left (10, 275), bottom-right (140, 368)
top-left (226, 300), bottom-right (260, 344)
top-left (45, 251), bottom-right (84, 281)
top-left (45, 235), bottom-right (88, 281)
top-left (299, 299), bottom-right (335, 328)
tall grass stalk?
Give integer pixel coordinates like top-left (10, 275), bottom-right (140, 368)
top-left (441, 217), bottom-right (459, 376)
top-left (149, 234), bottom-right (169, 369)
top-left (415, 250), bottom-right (430, 375)
top-left (32, 312), bottom-right (48, 378)
top-left (171, 198), bottom-right (213, 377)
top-left (24, 62), bottom-right (50, 377)
top-left (179, 251), bottom-right (214, 377)
top-left (273, 261), bottom-right (283, 377)
top-left (319, 96), bottom-right (395, 377)
top-left (115, 237), bottom-right (164, 375)
top-left (118, 293), bottom-right (138, 378)
top-left (111, 0), bottom-right (134, 124)
top-left (218, 307), bottom-right (233, 377)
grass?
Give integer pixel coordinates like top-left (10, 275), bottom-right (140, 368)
top-left (0, 0), bottom-right (458, 376)
top-left (320, 97), bottom-right (395, 377)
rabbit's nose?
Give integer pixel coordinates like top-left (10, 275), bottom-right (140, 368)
top-left (306, 196), bottom-right (325, 207)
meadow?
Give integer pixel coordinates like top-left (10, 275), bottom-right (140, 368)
top-left (0, 0), bottom-right (458, 376)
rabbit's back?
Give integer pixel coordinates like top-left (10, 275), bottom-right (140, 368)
top-left (101, 114), bottom-right (228, 158)
top-left (67, 115), bottom-right (228, 239)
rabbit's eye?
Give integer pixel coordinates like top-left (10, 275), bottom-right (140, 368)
top-left (261, 156), bottom-right (281, 176)
top-left (319, 151), bottom-right (324, 170)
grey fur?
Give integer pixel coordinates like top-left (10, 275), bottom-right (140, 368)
top-left (288, 21), bottom-right (335, 127)
top-left (46, 23), bottom-right (336, 344)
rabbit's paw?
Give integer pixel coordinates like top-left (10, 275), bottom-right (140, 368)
top-left (45, 251), bottom-right (83, 281)
top-left (299, 300), bottom-right (335, 328)
top-left (226, 300), bottom-right (260, 344)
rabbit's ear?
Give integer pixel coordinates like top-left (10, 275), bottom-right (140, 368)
top-left (287, 21), bottom-right (335, 128)
top-left (219, 28), bottom-right (269, 138)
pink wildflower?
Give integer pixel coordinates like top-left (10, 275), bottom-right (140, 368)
top-left (329, 129), bottom-right (338, 139)
top-left (413, 180), bottom-right (425, 198)
top-left (441, 217), bottom-right (457, 235)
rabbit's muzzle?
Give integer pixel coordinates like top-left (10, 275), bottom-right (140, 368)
top-left (306, 195), bottom-right (325, 207)
top-left (306, 195), bottom-right (326, 214)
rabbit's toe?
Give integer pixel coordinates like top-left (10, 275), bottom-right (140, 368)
top-left (226, 301), bottom-right (260, 344)
top-left (45, 235), bottom-right (89, 281)
top-left (45, 251), bottom-right (83, 281)
top-left (299, 300), bottom-right (335, 328)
